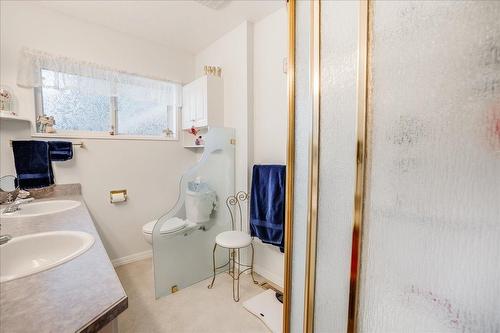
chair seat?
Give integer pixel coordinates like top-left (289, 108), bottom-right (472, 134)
top-left (215, 230), bottom-right (252, 249)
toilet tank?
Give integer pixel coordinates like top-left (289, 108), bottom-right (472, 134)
top-left (185, 182), bottom-right (216, 224)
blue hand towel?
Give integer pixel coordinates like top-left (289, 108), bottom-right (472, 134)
top-left (48, 141), bottom-right (73, 161)
top-left (250, 165), bottom-right (286, 252)
top-left (12, 140), bottom-right (54, 189)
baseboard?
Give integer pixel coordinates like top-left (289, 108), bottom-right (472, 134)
top-left (254, 264), bottom-right (284, 289)
top-left (111, 250), bottom-right (152, 267)
top-left (111, 250), bottom-right (284, 288)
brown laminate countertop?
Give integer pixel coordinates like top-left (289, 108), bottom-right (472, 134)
top-left (0, 185), bottom-right (127, 333)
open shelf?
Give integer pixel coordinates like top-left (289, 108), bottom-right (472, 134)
top-left (182, 126), bottom-right (207, 149)
top-left (0, 113), bottom-right (31, 123)
top-left (184, 145), bottom-right (205, 148)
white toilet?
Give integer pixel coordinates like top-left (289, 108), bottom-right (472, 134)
top-left (142, 183), bottom-right (216, 244)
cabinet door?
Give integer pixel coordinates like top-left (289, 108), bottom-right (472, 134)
top-left (182, 76), bottom-right (208, 129)
top-left (195, 77), bottom-right (208, 127)
top-left (182, 83), bottom-right (195, 129)
top-left (193, 79), bottom-right (202, 125)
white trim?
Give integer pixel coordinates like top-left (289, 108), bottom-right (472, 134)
top-left (32, 133), bottom-right (178, 142)
top-left (111, 250), bottom-right (152, 267)
top-left (254, 264), bottom-right (284, 288)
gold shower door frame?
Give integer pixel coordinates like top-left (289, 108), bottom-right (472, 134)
top-left (283, 0), bottom-right (296, 332)
top-left (348, 1), bottom-right (370, 332)
top-left (302, 0), bottom-right (499, 332)
top-left (283, 1), bottom-right (371, 332)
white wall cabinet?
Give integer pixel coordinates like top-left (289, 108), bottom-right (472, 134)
top-left (181, 75), bottom-right (223, 130)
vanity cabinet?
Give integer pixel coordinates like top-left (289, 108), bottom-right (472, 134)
top-left (181, 75), bottom-right (223, 130)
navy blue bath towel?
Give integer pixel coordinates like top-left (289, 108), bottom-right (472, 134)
top-left (12, 140), bottom-right (54, 189)
top-left (48, 141), bottom-right (73, 161)
top-left (250, 165), bottom-right (286, 252)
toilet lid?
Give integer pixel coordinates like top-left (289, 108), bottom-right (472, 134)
top-left (143, 217), bottom-right (187, 235)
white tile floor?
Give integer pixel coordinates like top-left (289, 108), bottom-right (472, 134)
top-left (115, 258), bottom-right (270, 333)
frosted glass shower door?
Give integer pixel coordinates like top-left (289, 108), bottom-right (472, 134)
top-left (358, 1), bottom-right (500, 332)
top-left (313, 1), bottom-right (360, 332)
top-left (153, 127), bottom-right (235, 298)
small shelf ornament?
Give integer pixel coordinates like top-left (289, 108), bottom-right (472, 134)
top-left (183, 126), bottom-right (206, 148)
top-left (0, 87), bottom-right (15, 115)
top-left (36, 115), bottom-right (56, 133)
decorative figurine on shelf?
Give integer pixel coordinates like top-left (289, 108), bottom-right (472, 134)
top-left (186, 126), bottom-right (203, 146)
top-left (45, 117), bottom-right (56, 133)
top-left (36, 115), bottom-right (44, 132)
top-left (186, 126), bottom-right (199, 136)
top-left (0, 87), bottom-right (14, 115)
top-left (195, 136), bottom-right (204, 146)
top-left (36, 115), bottom-right (56, 133)
top-left (163, 128), bottom-right (174, 138)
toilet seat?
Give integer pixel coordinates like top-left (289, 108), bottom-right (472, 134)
top-left (142, 217), bottom-right (187, 235)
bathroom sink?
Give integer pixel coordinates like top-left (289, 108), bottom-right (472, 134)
top-left (0, 200), bottom-right (81, 219)
top-left (0, 231), bottom-right (94, 283)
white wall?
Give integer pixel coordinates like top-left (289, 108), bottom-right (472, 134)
top-left (194, 21), bottom-right (254, 228)
top-left (252, 7), bottom-right (288, 287)
top-left (0, 2), bottom-right (197, 260)
top-left (193, 8), bottom-right (287, 287)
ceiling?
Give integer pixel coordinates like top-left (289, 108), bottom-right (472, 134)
top-left (37, 0), bottom-right (285, 55)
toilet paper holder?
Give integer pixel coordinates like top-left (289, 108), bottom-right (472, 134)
top-left (110, 189), bottom-right (127, 203)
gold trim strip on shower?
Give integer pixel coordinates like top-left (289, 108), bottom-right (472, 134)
top-left (282, 0), bottom-right (296, 332)
top-left (303, 1), bottom-right (320, 332)
top-left (347, 1), bottom-right (370, 332)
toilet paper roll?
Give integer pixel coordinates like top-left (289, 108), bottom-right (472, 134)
top-left (110, 191), bottom-right (126, 203)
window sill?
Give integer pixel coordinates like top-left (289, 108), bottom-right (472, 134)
top-left (31, 132), bottom-right (178, 142)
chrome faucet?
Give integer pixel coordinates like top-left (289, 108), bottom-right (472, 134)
top-left (2, 197), bottom-right (34, 214)
top-left (0, 224), bottom-right (12, 245)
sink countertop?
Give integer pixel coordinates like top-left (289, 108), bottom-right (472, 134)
top-left (0, 185), bottom-right (128, 333)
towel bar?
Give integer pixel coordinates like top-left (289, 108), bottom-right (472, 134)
top-left (9, 140), bottom-right (84, 148)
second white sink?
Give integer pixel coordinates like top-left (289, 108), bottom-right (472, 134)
top-left (1, 200), bottom-right (81, 219)
top-left (0, 231), bottom-right (95, 283)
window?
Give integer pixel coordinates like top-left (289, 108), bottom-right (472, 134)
top-left (115, 82), bottom-right (173, 136)
top-left (35, 69), bottom-right (179, 139)
top-left (40, 70), bottom-right (111, 133)
top-left (18, 48), bottom-right (181, 139)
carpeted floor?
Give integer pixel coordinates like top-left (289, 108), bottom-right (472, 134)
top-left (115, 258), bottom-right (270, 333)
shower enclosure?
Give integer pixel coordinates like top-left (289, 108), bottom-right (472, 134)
top-left (291, 0), bottom-right (500, 331)
top-left (152, 127), bottom-right (235, 298)
top-left (356, 2), bottom-right (500, 331)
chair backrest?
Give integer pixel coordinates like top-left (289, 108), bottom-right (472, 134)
top-left (225, 191), bottom-right (248, 232)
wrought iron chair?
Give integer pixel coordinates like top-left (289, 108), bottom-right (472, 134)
top-left (207, 191), bottom-right (258, 302)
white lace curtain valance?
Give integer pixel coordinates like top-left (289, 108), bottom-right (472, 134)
top-left (17, 47), bottom-right (182, 107)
